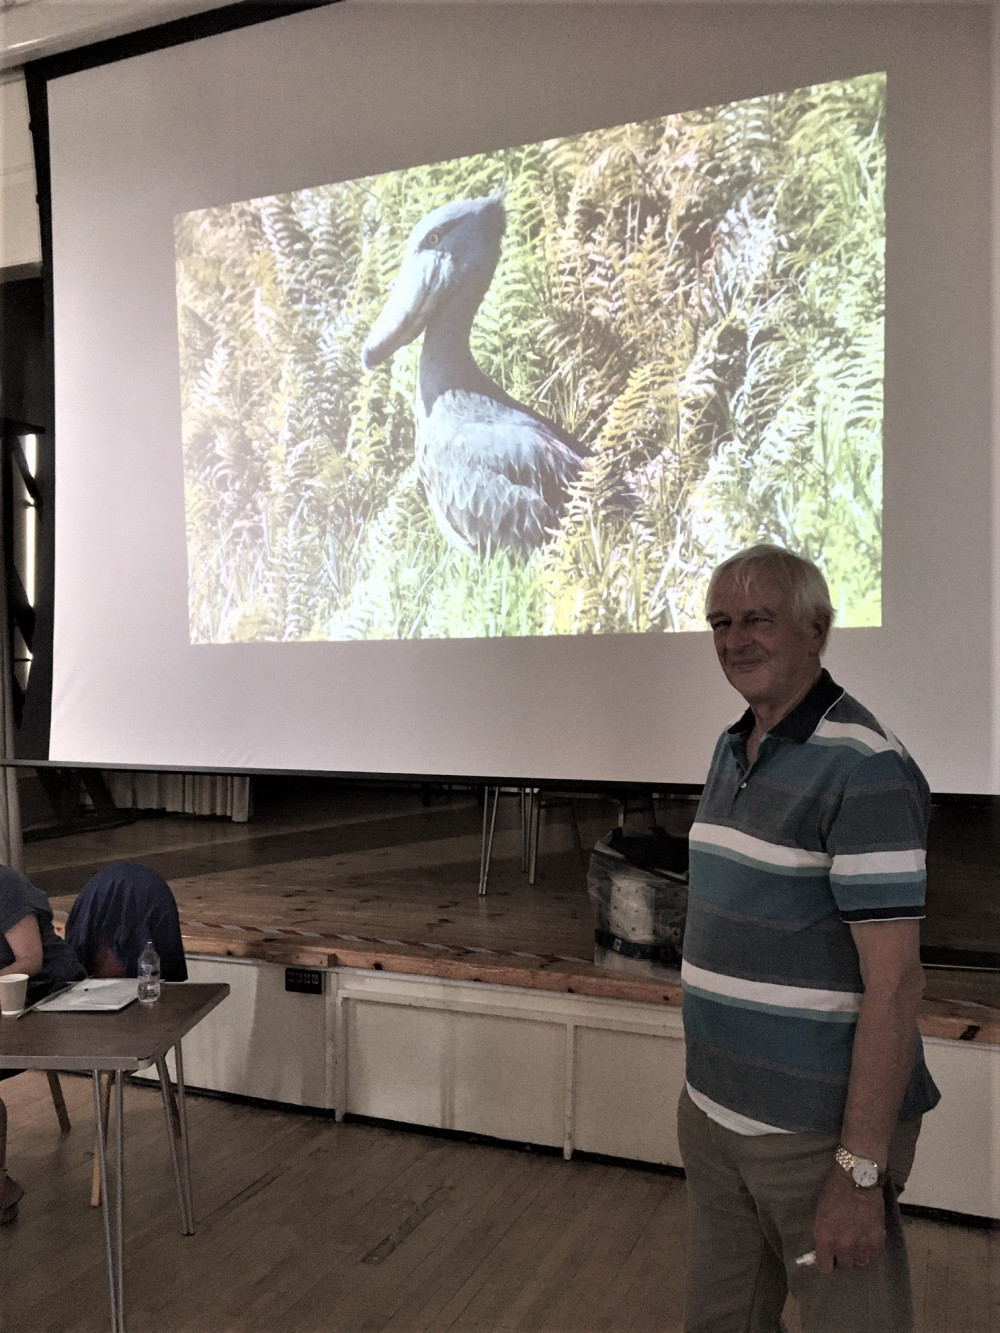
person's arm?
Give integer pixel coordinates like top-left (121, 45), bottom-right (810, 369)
top-left (92, 937), bottom-right (127, 978)
top-left (0, 914), bottom-right (44, 977)
top-left (811, 917), bottom-right (925, 1273)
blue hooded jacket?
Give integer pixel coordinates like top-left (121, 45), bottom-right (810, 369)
top-left (65, 862), bottom-right (187, 981)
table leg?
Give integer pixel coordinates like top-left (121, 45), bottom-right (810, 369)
top-left (113, 1072), bottom-right (125, 1329)
top-left (92, 1071), bottom-right (124, 1333)
top-left (174, 1044), bottom-right (195, 1230)
top-left (156, 1049), bottom-right (194, 1235)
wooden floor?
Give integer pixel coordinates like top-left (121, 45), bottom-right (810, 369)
top-left (0, 1071), bottom-right (997, 1333)
top-left (27, 785), bottom-right (624, 966)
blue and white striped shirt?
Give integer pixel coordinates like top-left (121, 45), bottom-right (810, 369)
top-left (682, 670), bottom-right (941, 1135)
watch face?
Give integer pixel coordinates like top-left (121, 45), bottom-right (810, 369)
top-left (853, 1159), bottom-right (879, 1188)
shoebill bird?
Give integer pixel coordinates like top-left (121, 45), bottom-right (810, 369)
top-left (362, 194), bottom-right (589, 559)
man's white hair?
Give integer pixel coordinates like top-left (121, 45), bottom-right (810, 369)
top-left (707, 545), bottom-right (835, 644)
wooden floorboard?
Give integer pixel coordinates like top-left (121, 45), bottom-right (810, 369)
top-left (1, 1073), bottom-right (997, 1332)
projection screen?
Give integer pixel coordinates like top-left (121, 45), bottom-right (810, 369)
top-left (29, 1), bottom-right (998, 788)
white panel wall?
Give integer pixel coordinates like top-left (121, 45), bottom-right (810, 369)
top-left (332, 970), bottom-right (688, 1162)
top-left (574, 1027), bottom-right (685, 1165)
top-left (0, 75), bottom-right (40, 269)
top-left (344, 1001), bottom-right (567, 1147)
top-left (148, 956), bottom-right (999, 1219)
top-left (900, 1037), bottom-right (1000, 1219)
top-left (147, 955), bottom-right (331, 1108)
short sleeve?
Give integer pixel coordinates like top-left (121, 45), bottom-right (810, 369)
top-left (0, 867), bottom-right (36, 936)
top-left (826, 748), bottom-right (930, 923)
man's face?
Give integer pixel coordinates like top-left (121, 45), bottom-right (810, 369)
top-left (706, 570), bottom-right (826, 719)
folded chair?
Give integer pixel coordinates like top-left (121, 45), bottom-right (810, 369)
top-left (65, 862), bottom-right (187, 1205)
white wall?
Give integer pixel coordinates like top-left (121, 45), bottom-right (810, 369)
top-left (0, 73), bottom-right (40, 269)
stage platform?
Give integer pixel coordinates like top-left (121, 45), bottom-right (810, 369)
top-left (24, 779), bottom-right (1000, 1044)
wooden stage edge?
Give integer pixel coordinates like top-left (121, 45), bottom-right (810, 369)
top-left (169, 920), bottom-right (1000, 1047)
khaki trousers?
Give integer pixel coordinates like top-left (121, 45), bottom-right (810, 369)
top-left (677, 1088), bottom-right (921, 1333)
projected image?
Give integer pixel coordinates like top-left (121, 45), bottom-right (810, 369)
top-left (176, 74), bottom-right (884, 643)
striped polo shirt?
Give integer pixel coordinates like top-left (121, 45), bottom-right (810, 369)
top-left (682, 669), bottom-right (941, 1135)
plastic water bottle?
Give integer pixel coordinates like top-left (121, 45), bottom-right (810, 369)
top-left (137, 940), bottom-right (161, 1004)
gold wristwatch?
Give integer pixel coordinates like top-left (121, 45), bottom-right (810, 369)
top-left (835, 1146), bottom-right (884, 1189)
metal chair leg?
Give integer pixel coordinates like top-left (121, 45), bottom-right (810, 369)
top-left (478, 785), bottom-right (500, 896)
top-left (568, 798), bottom-right (587, 870)
top-left (156, 1051), bottom-right (194, 1234)
top-left (520, 788), bottom-right (532, 873)
top-left (528, 788), bottom-right (541, 885)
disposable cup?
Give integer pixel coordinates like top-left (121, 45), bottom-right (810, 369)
top-left (0, 973), bottom-right (29, 1016)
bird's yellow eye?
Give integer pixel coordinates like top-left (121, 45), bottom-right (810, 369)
top-left (424, 230), bottom-right (442, 246)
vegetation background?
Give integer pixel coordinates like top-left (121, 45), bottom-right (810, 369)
top-left (176, 73), bottom-right (884, 644)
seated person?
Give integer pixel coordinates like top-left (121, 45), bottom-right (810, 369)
top-left (65, 861), bottom-right (187, 982)
top-left (1, 865), bottom-right (86, 1225)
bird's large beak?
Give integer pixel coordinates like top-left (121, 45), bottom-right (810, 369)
top-left (362, 249), bottom-right (451, 369)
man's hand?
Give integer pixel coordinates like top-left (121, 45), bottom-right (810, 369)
top-left (810, 917), bottom-right (923, 1275)
top-left (812, 1165), bottom-right (886, 1274)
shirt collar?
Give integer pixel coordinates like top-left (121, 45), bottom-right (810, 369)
top-left (726, 668), bottom-right (845, 744)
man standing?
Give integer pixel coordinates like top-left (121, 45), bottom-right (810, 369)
top-left (679, 545), bottom-right (939, 1333)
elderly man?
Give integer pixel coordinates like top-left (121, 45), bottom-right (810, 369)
top-left (678, 545), bottom-right (939, 1333)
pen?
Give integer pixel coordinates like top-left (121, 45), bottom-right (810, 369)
top-left (14, 982), bottom-right (73, 1020)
